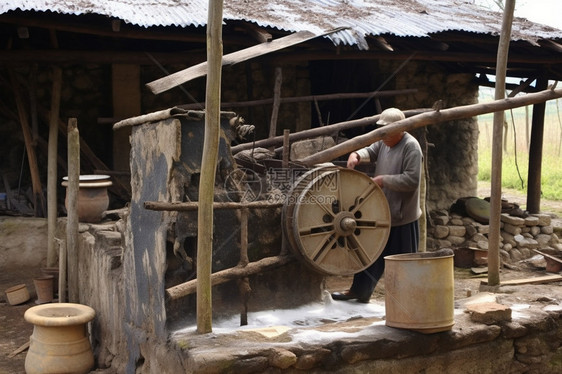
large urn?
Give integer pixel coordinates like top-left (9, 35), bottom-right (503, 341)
top-left (24, 303), bottom-right (96, 374)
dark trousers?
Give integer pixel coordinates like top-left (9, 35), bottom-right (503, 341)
top-left (350, 220), bottom-right (420, 298)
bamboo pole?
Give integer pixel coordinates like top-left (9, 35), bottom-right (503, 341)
top-left (66, 118), bottom-right (80, 302)
top-left (487, 0), bottom-right (515, 288)
top-left (298, 87), bottom-right (562, 167)
top-left (196, 0), bottom-right (223, 334)
top-left (47, 67), bottom-right (62, 267)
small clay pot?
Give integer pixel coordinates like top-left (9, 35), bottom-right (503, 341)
top-left (33, 276), bottom-right (54, 304)
top-left (5, 284), bottom-right (30, 305)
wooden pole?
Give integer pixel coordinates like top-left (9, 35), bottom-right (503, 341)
top-left (66, 118), bottom-right (80, 303)
top-left (298, 87), bottom-right (562, 167)
top-left (167, 255), bottom-right (293, 301)
top-left (47, 67), bottom-right (62, 267)
top-left (488, 0), bottom-right (515, 287)
top-left (231, 108), bottom-right (431, 153)
top-left (197, 0), bottom-right (223, 334)
top-left (9, 70), bottom-right (45, 216)
top-left (527, 77), bottom-right (548, 214)
top-left (268, 67), bottom-right (282, 142)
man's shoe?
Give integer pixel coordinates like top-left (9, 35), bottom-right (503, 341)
top-left (331, 290), bottom-right (357, 300)
top-left (331, 290), bottom-right (371, 303)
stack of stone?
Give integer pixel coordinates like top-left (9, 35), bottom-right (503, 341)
top-left (427, 210), bottom-right (562, 264)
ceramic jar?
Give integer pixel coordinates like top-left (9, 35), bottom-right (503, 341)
top-left (62, 175), bottom-right (112, 223)
top-left (24, 303), bottom-right (96, 374)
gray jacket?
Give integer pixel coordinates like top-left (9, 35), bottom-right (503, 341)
top-left (356, 132), bottom-right (422, 226)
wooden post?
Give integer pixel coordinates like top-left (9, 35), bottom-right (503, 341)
top-left (527, 77), bottom-right (548, 214)
top-left (66, 118), bottom-right (80, 303)
top-left (197, 0), bottom-right (223, 334)
top-left (488, 0), bottom-right (515, 287)
top-left (282, 129), bottom-right (290, 169)
top-left (47, 67), bottom-right (62, 267)
top-left (58, 239), bottom-right (66, 303)
top-left (269, 67), bottom-right (282, 143)
top-left (238, 207), bottom-right (250, 326)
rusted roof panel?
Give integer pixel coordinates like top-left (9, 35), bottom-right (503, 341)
top-left (2, 0), bottom-right (561, 49)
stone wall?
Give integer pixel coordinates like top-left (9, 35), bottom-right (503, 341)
top-left (392, 60), bottom-right (480, 211)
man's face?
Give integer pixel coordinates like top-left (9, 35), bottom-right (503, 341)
top-left (381, 131), bottom-right (403, 147)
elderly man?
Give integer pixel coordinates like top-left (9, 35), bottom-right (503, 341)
top-left (332, 107), bottom-right (423, 303)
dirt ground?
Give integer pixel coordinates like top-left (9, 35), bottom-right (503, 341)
top-left (1, 183), bottom-right (561, 374)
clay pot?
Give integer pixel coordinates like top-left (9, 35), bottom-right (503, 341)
top-left (33, 276), bottom-right (54, 304)
top-left (5, 284), bottom-right (30, 305)
top-left (40, 267), bottom-right (59, 297)
top-left (62, 175), bottom-right (112, 223)
top-left (24, 303), bottom-right (96, 374)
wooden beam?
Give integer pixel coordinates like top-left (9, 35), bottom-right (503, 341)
top-left (298, 87), bottom-right (562, 166)
top-left (146, 28), bottom-right (346, 94)
top-left (0, 15), bottom-right (207, 43)
top-left (180, 89), bottom-right (418, 110)
top-left (144, 200), bottom-right (283, 211)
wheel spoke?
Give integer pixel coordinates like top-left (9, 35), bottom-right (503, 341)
top-left (349, 184), bottom-right (378, 214)
top-left (310, 234), bottom-right (338, 264)
top-left (355, 219), bottom-right (391, 229)
top-left (346, 235), bottom-right (372, 266)
top-left (298, 223), bottom-right (334, 236)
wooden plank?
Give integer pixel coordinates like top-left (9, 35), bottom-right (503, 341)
top-left (7, 340), bottom-right (29, 358)
top-left (533, 249), bottom-right (562, 264)
top-left (146, 29), bottom-right (345, 94)
top-left (481, 274), bottom-right (562, 286)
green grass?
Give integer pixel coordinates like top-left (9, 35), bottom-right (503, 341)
top-left (477, 99), bottom-right (562, 201)
top-left (478, 149), bottom-right (562, 201)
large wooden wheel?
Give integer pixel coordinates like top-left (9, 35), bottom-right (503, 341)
top-left (283, 166), bottom-right (391, 276)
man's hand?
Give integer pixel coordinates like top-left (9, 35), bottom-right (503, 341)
top-left (372, 175), bottom-right (384, 187)
top-left (347, 152), bottom-right (360, 169)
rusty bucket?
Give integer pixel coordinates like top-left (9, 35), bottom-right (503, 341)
top-left (384, 249), bottom-right (454, 334)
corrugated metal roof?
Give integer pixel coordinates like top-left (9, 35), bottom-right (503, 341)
top-left (1, 0), bottom-right (561, 49)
